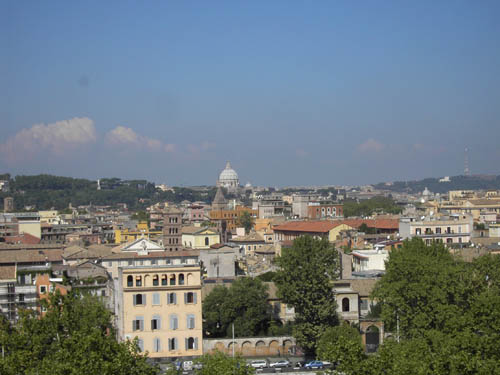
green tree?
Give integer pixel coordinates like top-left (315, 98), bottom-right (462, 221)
top-left (203, 278), bottom-right (271, 338)
top-left (194, 351), bottom-right (255, 375)
top-left (317, 324), bottom-right (366, 374)
top-left (274, 236), bottom-right (339, 355)
top-left (372, 238), bottom-right (469, 338)
top-left (0, 291), bottom-right (157, 375)
top-left (131, 210), bottom-right (149, 222)
top-left (237, 211), bottom-right (254, 234)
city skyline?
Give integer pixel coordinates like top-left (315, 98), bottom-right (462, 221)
top-left (2, 1), bottom-right (500, 186)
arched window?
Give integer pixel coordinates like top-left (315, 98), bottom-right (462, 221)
top-left (135, 276), bottom-right (142, 287)
top-left (205, 237), bottom-right (209, 246)
top-left (127, 275), bottom-right (133, 287)
top-left (342, 297), bottom-right (350, 312)
top-left (170, 274), bottom-right (176, 286)
top-left (179, 273), bottom-right (185, 285)
top-left (186, 337), bottom-right (196, 350)
top-left (153, 275), bottom-right (159, 286)
top-left (161, 274), bottom-right (168, 286)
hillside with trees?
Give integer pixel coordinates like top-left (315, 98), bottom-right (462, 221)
top-left (0, 174), bottom-right (218, 211)
top-left (373, 174), bottom-right (500, 194)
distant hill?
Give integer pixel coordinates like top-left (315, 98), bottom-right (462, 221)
top-left (373, 175), bottom-right (500, 194)
top-left (0, 174), bottom-right (217, 211)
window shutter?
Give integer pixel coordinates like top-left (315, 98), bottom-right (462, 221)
top-left (168, 338), bottom-right (172, 350)
top-left (151, 319), bottom-right (154, 330)
top-left (133, 295), bottom-right (136, 306)
top-left (158, 317), bottom-right (161, 330)
top-left (173, 293), bottom-right (177, 304)
top-left (193, 293), bottom-right (197, 304)
top-left (167, 293), bottom-right (170, 305)
top-left (143, 294), bottom-right (146, 305)
top-left (184, 293), bottom-right (187, 304)
top-left (185, 338), bottom-right (188, 350)
top-left (140, 318), bottom-right (144, 331)
top-left (174, 317), bottom-right (178, 330)
top-left (194, 338), bottom-right (198, 350)
top-left (132, 320), bottom-right (136, 331)
top-left (170, 316), bottom-right (174, 330)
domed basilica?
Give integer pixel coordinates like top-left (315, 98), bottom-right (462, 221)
top-left (217, 161), bottom-right (239, 192)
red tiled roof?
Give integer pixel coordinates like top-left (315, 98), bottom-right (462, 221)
top-left (342, 218), bottom-right (399, 230)
top-left (0, 249), bottom-right (63, 264)
top-left (4, 232), bottom-right (41, 244)
top-left (0, 265), bottom-right (16, 280)
top-left (273, 221), bottom-right (344, 233)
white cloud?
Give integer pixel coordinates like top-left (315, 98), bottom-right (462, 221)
top-left (357, 139), bottom-right (385, 153)
top-left (105, 126), bottom-right (175, 153)
top-left (0, 117), bottom-right (96, 163)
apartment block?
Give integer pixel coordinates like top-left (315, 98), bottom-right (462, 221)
top-left (117, 265), bottom-right (203, 359)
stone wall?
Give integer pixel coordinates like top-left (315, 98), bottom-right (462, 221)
top-left (203, 336), bottom-right (295, 357)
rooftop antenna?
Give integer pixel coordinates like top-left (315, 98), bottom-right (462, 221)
top-left (464, 147), bottom-right (470, 176)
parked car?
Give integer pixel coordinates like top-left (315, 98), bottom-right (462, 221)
top-left (294, 360), bottom-right (307, 369)
top-left (182, 361), bottom-right (193, 371)
top-left (305, 360), bottom-right (324, 369)
top-left (250, 360), bottom-right (268, 369)
top-left (269, 360), bottom-right (290, 368)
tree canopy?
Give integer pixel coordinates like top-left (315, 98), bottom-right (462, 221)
top-left (237, 211), bottom-right (254, 234)
top-left (274, 236), bottom-right (340, 355)
top-left (193, 351), bottom-right (255, 375)
top-left (343, 197), bottom-right (402, 217)
top-left (203, 277), bottom-right (272, 338)
top-left (0, 291), bottom-right (157, 375)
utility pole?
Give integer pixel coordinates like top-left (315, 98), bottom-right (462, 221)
top-left (396, 312), bottom-right (400, 343)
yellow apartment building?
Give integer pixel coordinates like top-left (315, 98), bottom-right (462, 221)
top-left (118, 265), bottom-right (203, 359)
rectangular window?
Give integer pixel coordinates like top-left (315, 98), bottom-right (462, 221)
top-left (151, 317), bottom-right (160, 330)
top-left (360, 299), bottom-right (369, 311)
top-left (168, 292), bottom-right (177, 305)
top-left (187, 314), bottom-right (195, 329)
top-left (152, 293), bottom-right (160, 305)
top-left (154, 338), bottom-right (161, 352)
top-left (168, 338), bottom-right (177, 351)
top-left (133, 294), bottom-right (146, 306)
top-left (39, 285), bottom-right (47, 294)
top-left (170, 315), bottom-right (178, 330)
top-left (108, 261), bottom-right (112, 267)
top-left (133, 317), bottom-right (144, 331)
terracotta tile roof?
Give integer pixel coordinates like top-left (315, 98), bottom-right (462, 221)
top-left (273, 221), bottom-right (343, 233)
top-left (181, 226), bottom-right (217, 235)
top-left (4, 233), bottom-right (41, 244)
top-left (0, 249), bottom-right (63, 264)
top-left (342, 219), bottom-right (399, 230)
top-left (0, 265), bottom-right (16, 281)
top-left (0, 243), bottom-right (63, 250)
top-left (231, 232), bottom-right (265, 243)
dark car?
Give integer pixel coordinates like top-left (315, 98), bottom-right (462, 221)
top-left (305, 360), bottom-right (324, 369)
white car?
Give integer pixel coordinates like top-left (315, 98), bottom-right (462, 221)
top-left (182, 361), bottom-right (193, 371)
top-left (269, 360), bottom-right (290, 368)
top-left (250, 360), bottom-right (268, 369)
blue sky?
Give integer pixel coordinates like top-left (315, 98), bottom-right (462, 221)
top-left (1, 1), bottom-right (499, 186)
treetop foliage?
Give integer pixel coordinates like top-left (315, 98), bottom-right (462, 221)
top-left (203, 277), bottom-right (272, 338)
top-left (274, 236), bottom-right (340, 354)
top-left (0, 291), bottom-right (157, 375)
top-left (0, 174), bottom-right (218, 210)
top-left (343, 196), bottom-right (402, 217)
